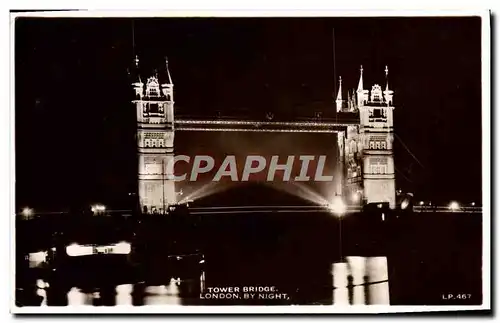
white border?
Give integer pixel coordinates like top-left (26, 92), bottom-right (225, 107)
top-left (9, 9), bottom-right (491, 314)
top-left (8, 9), bottom-right (491, 17)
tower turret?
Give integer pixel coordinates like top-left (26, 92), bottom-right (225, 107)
top-left (356, 65), bottom-right (369, 106)
top-left (336, 76), bottom-right (343, 112)
top-left (383, 65), bottom-right (394, 106)
top-left (131, 55), bottom-right (144, 99)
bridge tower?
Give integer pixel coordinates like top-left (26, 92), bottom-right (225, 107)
top-left (336, 66), bottom-right (396, 208)
top-left (132, 56), bottom-right (176, 214)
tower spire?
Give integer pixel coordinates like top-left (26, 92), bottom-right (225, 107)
top-left (357, 65), bottom-right (364, 92)
top-left (384, 65), bottom-right (389, 91)
top-left (336, 76), bottom-right (342, 101)
top-left (134, 54), bottom-right (139, 68)
top-left (131, 55), bottom-right (143, 99)
top-left (132, 54), bottom-right (142, 83)
top-left (164, 56), bottom-right (173, 85)
top-left (383, 65), bottom-right (394, 106)
top-left (356, 65), bottom-right (368, 107)
top-left (335, 76), bottom-right (343, 112)
top-left (161, 56), bottom-right (174, 100)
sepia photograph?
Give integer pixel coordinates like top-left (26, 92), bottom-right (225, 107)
top-left (11, 10), bottom-right (490, 314)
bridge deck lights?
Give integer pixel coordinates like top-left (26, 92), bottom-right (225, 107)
top-left (21, 207), bottom-right (34, 219)
top-left (448, 201), bottom-right (460, 211)
top-left (91, 204), bottom-right (106, 214)
top-left (328, 196), bottom-right (347, 217)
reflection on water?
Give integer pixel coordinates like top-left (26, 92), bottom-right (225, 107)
top-left (331, 257), bottom-right (389, 305)
top-left (22, 254), bottom-right (389, 306)
top-left (16, 210), bottom-right (483, 307)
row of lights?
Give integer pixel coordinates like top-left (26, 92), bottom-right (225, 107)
top-left (90, 204), bottom-right (106, 213)
top-left (19, 199), bottom-right (479, 218)
top-left (417, 201), bottom-right (476, 210)
top-left (19, 204), bottom-right (107, 218)
top-left (175, 127), bottom-right (339, 133)
top-left (175, 119), bottom-right (354, 127)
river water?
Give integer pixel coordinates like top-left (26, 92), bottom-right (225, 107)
top-left (15, 209), bottom-right (482, 307)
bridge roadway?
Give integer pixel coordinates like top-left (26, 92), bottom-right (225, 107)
top-left (21, 205), bottom-right (482, 217)
top-left (174, 115), bottom-right (360, 133)
top-left (187, 205), bottom-right (482, 215)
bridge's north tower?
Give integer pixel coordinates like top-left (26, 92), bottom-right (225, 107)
top-left (132, 57), bottom-right (177, 213)
top-left (337, 66), bottom-right (396, 208)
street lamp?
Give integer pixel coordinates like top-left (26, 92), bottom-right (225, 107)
top-left (329, 196), bottom-right (347, 217)
top-left (448, 201), bottom-right (460, 211)
top-left (91, 204), bottom-right (106, 215)
top-left (21, 207), bottom-right (33, 219)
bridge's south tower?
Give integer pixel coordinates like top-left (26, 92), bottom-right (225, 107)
top-left (337, 66), bottom-right (396, 208)
top-left (132, 57), bottom-right (176, 213)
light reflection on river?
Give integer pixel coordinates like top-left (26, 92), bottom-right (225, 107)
top-left (28, 255), bottom-right (389, 306)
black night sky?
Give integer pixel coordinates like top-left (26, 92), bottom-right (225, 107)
top-left (15, 17), bottom-right (482, 211)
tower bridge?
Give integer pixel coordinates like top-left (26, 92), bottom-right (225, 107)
top-left (132, 56), bottom-right (397, 214)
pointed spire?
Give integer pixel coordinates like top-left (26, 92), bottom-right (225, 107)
top-left (132, 55), bottom-right (142, 84)
top-left (131, 55), bottom-right (143, 99)
top-left (164, 56), bottom-right (173, 85)
top-left (357, 65), bottom-right (364, 92)
top-left (336, 76), bottom-right (342, 101)
top-left (335, 76), bottom-right (343, 112)
top-left (384, 65), bottom-right (389, 91)
top-left (383, 65), bottom-right (394, 106)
